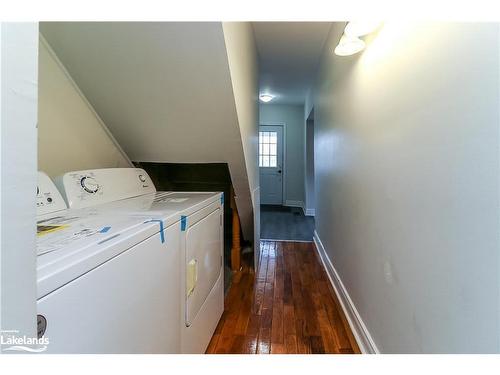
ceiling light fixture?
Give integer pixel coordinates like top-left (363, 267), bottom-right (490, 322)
top-left (344, 21), bottom-right (382, 38)
top-left (334, 35), bottom-right (366, 56)
top-left (259, 94), bottom-right (274, 103)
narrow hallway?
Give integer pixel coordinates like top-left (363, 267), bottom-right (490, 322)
top-left (5, 16), bottom-right (499, 361)
top-left (207, 241), bottom-right (359, 354)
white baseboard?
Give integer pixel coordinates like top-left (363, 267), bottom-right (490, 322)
top-left (284, 201), bottom-right (315, 217)
top-left (284, 200), bottom-right (307, 215)
top-left (284, 199), bottom-right (303, 208)
top-left (313, 230), bottom-right (379, 354)
top-left (305, 208), bottom-right (315, 216)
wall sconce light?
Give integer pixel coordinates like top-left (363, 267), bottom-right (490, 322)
top-left (334, 21), bottom-right (382, 56)
top-left (334, 34), bottom-right (366, 56)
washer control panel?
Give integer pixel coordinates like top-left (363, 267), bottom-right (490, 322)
top-left (55, 168), bottom-right (156, 209)
top-left (37, 172), bottom-right (68, 217)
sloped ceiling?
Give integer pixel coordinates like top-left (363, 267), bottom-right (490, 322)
top-left (40, 22), bottom-right (254, 238)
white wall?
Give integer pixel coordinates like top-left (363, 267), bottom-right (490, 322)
top-left (38, 37), bottom-right (131, 177)
top-left (259, 103), bottom-right (305, 207)
top-left (222, 22), bottom-right (260, 264)
top-left (223, 22), bottom-right (259, 200)
top-left (312, 22), bottom-right (500, 353)
top-left (0, 22), bottom-right (38, 343)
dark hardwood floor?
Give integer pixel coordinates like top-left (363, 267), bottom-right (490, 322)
top-left (206, 240), bottom-right (360, 354)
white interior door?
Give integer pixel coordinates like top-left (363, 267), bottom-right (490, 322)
top-left (259, 125), bottom-right (283, 205)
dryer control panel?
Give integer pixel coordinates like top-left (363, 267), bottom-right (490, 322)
top-left (55, 168), bottom-right (156, 209)
top-left (37, 172), bottom-right (68, 217)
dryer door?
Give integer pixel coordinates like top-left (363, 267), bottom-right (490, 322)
top-left (185, 207), bottom-right (222, 326)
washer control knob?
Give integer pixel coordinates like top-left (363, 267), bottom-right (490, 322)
top-left (80, 176), bottom-right (99, 194)
top-left (138, 174), bottom-right (147, 183)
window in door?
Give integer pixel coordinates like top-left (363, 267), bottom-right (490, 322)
top-left (259, 131), bottom-right (278, 167)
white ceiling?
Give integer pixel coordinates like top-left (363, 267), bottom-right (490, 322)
top-left (252, 22), bottom-right (332, 105)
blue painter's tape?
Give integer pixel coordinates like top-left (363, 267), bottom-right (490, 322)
top-left (144, 219), bottom-right (165, 243)
top-left (220, 192), bottom-right (224, 205)
top-left (99, 226), bottom-right (111, 233)
top-left (180, 216), bottom-right (187, 231)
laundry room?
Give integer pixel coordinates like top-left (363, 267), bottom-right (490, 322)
top-left (2, 20), bottom-right (261, 355)
top-left (3, 2), bottom-right (500, 374)
top-left (35, 22), bottom-right (257, 354)
top-left (37, 21), bottom-right (257, 279)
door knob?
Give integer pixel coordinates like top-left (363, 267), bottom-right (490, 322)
top-left (277, 170), bottom-right (282, 174)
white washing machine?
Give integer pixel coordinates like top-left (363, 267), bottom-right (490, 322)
top-left (56, 168), bottom-right (224, 354)
top-left (36, 172), bottom-right (181, 353)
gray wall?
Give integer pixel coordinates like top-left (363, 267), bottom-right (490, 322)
top-left (312, 22), bottom-right (500, 353)
top-left (259, 103), bottom-right (305, 206)
top-left (305, 117), bottom-right (315, 215)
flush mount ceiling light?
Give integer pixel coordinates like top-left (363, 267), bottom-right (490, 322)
top-left (334, 35), bottom-right (366, 56)
top-left (344, 21), bottom-right (382, 38)
top-left (259, 94), bottom-right (274, 103)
